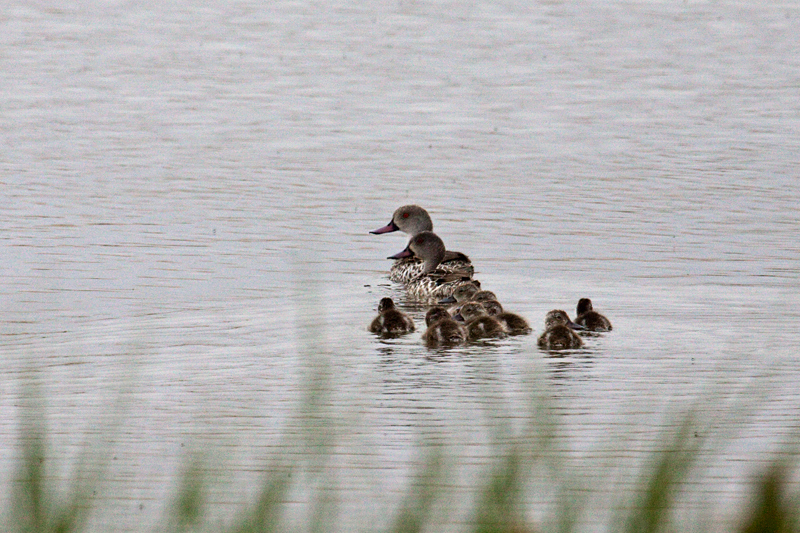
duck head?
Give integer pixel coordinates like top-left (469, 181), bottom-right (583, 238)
top-left (388, 231), bottom-right (446, 275)
top-left (481, 300), bottom-right (503, 316)
top-left (371, 205), bottom-right (433, 236)
top-left (454, 302), bottom-right (486, 323)
top-left (425, 306), bottom-right (452, 327)
top-left (544, 310), bottom-right (585, 330)
top-left (438, 282), bottom-right (480, 304)
top-left (378, 297), bottom-right (396, 312)
top-left (576, 298), bottom-right (593, 315)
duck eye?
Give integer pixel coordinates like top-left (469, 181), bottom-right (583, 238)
top-left (415, 237), bottom-right (423, 244)
top-left (402, 212), bottom-right (410, 218)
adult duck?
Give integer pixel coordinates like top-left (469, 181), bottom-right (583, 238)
top-left (574, 298), bottom-right (613, 332)
top-left (368, 297), bottom-right (415, 336)
top-left (371, 205), bottom-right (472, 283)
top-left (388, 231), bottom-right (477, 302)
top-left (370, 205), bottom-right (433, 236)
top-left (537, 310), bottom-right (584, 350)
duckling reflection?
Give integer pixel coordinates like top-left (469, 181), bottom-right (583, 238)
top-left (537, 310), bottom-right (583, 350)
top-left (369, 297), bottom-right (415, 336)
top-left (455, 302), bottom-right (507, 341)
top-left (574, 298), bottom-right (612, 332)
top-left (422, 306), bottom-right (467, 348)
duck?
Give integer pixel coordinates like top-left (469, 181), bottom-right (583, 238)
top-left (371, 205), bottom-right (473, 284)
top-left (368, 297), bottom-right (415, 336)
top-left (437, 284), bottom-right (495, 306)
top-left (574, 298), bottom-right (612, 332)
top-left (479, 300), bottom-right (531, 335)
top-left (480, 300), bottom-right (504, 316)
top-left (421, 306), bottom-right (467, 348)
top-left (455, 302), bottom-right (507, 340)
top-left (537, 310), bottom-right (584, 350)
top-left (388, 231), bottom-right (477, 302)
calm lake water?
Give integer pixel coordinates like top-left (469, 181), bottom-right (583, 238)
top-left (2, 0), bottom-right (799, 531)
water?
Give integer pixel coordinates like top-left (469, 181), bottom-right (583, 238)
top-left (2, 0), bottom-right (799, 530)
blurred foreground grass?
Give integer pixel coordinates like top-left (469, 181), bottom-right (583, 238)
top-left (6, 373), bottom-right (799, 533)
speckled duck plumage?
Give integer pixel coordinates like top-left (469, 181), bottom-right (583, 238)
top-left (389, 251), bottom-right (473, 285)
top-left (388, 231), bottom-right (478, 303)
top-left (371, 205), bottom-right (473, 285)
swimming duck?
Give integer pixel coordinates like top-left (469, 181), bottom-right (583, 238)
top-left (537, 310), bottom-right (584, 350)
top-left (455, 302), bottom-right (507, 340)
top-left (437, 284), bottom-right (495, 306)
top-left (371, 205), bottom-right (473, 283)
top-left (480, 300), bottom-right (531, 335)
top-left (421, 306), bottom-right (467, 348)
top-left (369, 297), bottom-right (415, 336)
top-left (574, 298), bottom-right (612, 332)
top-left (388, 231), bottom-right (477, 302)
top-left (480, 300), bottom-right (504, 316)
top-left (472, 290), bottom-right (499, 303)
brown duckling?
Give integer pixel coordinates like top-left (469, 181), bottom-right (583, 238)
top-left (422, 306), bottom-right (467, 348)
top-left (574, 298), bottom-right (612, 332)
top-left (537, 310), bottom-right (584, 350)
top-left (369, 297), bottom-right (415, 336)
top-left (456, 302), bottom-right (507, 341)
top-left (465, 299), bottom-right (531, 336)
top-left (438, 284), bottom-right (496, 306)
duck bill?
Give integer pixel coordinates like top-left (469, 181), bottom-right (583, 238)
top-left (370, 220), bottom-right (399, 234)
top-left (453, 313), bottom-right (465, 322)
top-left (388, 246), bottom-right (413, 260)
top-left (568, 320), bottom-right (586, 330)
top-left (438, 295), bottom-right (457, 304)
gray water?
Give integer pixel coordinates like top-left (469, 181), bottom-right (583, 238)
top-left (2, 0), bottom-right (799, 531)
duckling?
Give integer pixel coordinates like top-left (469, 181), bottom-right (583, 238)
top-left (437, 284), bottom-right (495, 311)
top-left (388, 231), bottom-right (477, 302)
top-left (476, 299), bottom-right (531, 335)
top-left (574, 298), bottom-right (612, 332)
top-left (472, 290), bottom-right (499, 303)
top-left (479, 300), bottom-right (501, 315)
top-left (456, 302), bottom-right (507, 340)
top-left (537, 310), bottom-right (583, 350)
top-left (422, 306), bottom-right (467, 348)
top-left (369, 297), bottom-right (415, 336)
top-left (371, 205), bottom-right (472, 283)
top-left (424, 306), bottom-right (452, 327)
top-left (437, 282), bottom-right (480, 316)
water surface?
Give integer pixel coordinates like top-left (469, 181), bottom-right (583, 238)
top-left (2, 1), bottom-right (799, 531)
